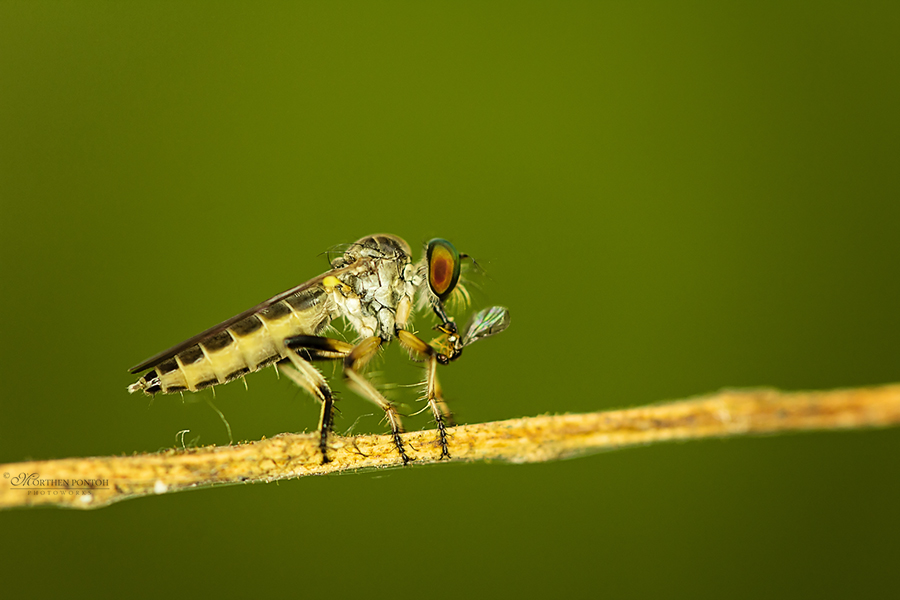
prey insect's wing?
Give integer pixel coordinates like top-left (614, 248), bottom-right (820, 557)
top-left (461, 306), bottom-right (510, 347)
top-left (128, 264), bottom-right (356, 374)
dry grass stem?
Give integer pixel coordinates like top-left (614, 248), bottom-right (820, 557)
top-left (3, 383), bottom-right (899, 510)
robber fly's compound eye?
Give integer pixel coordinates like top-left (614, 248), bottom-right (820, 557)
top-left (426, 238), bottom-right (461, 301)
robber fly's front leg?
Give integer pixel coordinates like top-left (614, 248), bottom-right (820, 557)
top-left (397, 329), bottom-right (456, 460)
top-left (285, 335), bottom-right (411, 465)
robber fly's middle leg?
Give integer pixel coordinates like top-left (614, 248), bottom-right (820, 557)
top-left (284, 335), bottom-right (411, 465)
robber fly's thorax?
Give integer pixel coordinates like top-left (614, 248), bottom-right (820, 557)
top-left (325, 233), bottom-right (421, 342)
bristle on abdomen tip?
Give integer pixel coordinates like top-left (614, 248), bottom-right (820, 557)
top-left (128, 371), bottom-right (161, 395)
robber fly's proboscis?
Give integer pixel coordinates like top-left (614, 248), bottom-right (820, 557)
top-left (128, 233), bottom-right (509, 463)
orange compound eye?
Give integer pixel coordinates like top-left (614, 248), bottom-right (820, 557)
top-left (426, 239), bottom-right (461, 301)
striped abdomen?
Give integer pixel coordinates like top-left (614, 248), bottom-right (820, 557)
top-left (129, 289), bottom-right (336, 395)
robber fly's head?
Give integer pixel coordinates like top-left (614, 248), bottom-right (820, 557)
top-left (413, 238), bottom-right (469, 360)
top-left (425, 238), bottom-right (462, 305)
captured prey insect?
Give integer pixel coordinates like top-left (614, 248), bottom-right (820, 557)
top-left (127, 233), bottom-right (510, 464)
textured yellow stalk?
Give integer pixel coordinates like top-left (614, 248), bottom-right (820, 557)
top-left (2, 384), bottom-right (900, 510)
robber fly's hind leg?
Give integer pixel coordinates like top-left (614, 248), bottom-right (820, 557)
top-left (276, 355), bottom-right (339, 464)
top-left (285, 335), bottom-right (410, 465)
top-left (397, 330), bottom-right (454, 460)
top-left (281, 335), bottom-right (358, 463)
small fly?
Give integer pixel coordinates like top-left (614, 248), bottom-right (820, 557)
top-left (127, 233), bottom-right (509, 463)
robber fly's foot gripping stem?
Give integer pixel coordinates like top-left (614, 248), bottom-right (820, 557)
top-left (392, 430), bottom-right (411, 465)
top-left (435, 414), bottom-right (452, 460)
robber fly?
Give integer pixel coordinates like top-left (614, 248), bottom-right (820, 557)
top-left (128, 233), bottom-right (509, 464)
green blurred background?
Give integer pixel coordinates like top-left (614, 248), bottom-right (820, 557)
top-left (2, 2), bottom-right (899, 597)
